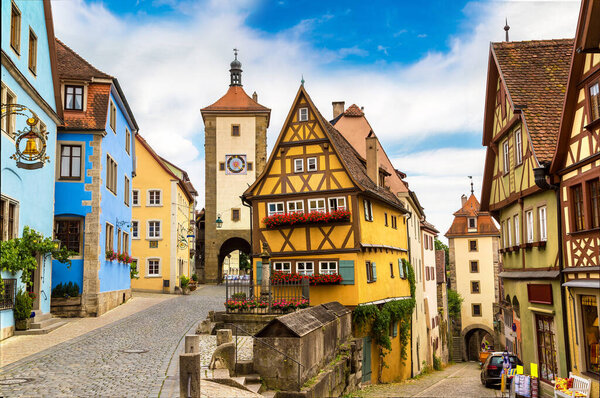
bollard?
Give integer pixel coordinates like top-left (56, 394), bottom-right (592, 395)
top-left (216, 329), bottom-right (232, 346)
top-left (179, 352), bottom-right (201, 398)
top-left (185, 335), bottom-right (200, 353)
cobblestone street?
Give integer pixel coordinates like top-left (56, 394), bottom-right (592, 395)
top-left (0, 285), bottom-right (226, 398)
top-left (354, 362), bottom-right (502, 397)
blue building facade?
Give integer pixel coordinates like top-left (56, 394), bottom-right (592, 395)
top-left (51, 39), bottom-right (138, 316)
top-left (1, 0), bottom-right (62, 339)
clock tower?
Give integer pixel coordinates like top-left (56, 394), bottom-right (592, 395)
top-left (200, 51), bottom-right (270, 283)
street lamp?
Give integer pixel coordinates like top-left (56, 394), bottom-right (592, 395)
top-left (216, 215), bottom-right (223, 229)
top-left (52, 239), bottom-right (61, 250)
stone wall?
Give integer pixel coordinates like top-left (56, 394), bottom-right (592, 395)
top-left (211, 311), bottom-right (278, 336)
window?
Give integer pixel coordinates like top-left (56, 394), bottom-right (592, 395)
top-left (273, 261), bottom-right (291, 274)
top-left (307, 157), bottom-right (317, 171)
top-left (503, 140), bottom-right (510, 174)
top-left (65, 85), bottom-right (84, 110)
top-left (590, 82), bottom-right (600, 121)
top-left (0, 197), bottom-right (18, 241)
top-left (287, 200), bottom-right (304, 214)
top-left (231, 208), bottom-right (240, 221)
top-left (538, 206), bottom-right (547, 241)
top-left (124, 176), bottom-right (130, 206)
top-left (471, 281), bottom-right (480, 294)
top-left (132, 190), bottom-right (140, 206)
top-left (123, 232), bottom-right (129, 254)
top-left (588, 179), bottom-right (600, 229)
top-left (27, 28), bottom-right (37, 74)
top-left (472, 304), bottom-right (482, 317)
top-left (231, 125), bottom-right (240, 136)
top-left (328, 197), bottom-right (346, 211)
top-left (219, 162), bottom-right (225, 171)
top-left (59, 145), bottom-right (82, 180)
top-left (366, 261), bottom-right (377, 283)
top-left (391, 216), bottom-right (397, 229)
top-left (299, 107), bottom-right (308, 121)
top-left (147, 259), bottom-right (160, 276)
top-left (10, 2), bottom-right (21, 53)
top-left (526, 210), bottom-right (534, 243)
top-left (294, 158), bottom-right (304, 173)
top-left (117, 229), bottom-right (122, 252)
top-left (308, 198), bottom-right (326, 213)
top-left (148, 190), bottom-right (162, 206)
top-left (364, 199), bottom-right (373, 221)
top-left (268, 202), bottom-right (284, 216)
top-left (390, 262), bottom-right (394, 278)
top-left (125, 128), bottom-right (131, 154)
top-left (468, 217), bottom-right (476, 229)
top-left (580, 295), bottom-right (599, 376)
top-left (514, 215), bottom-right (520, 246)
top-left (105, 223), bottom-right (114, 251)
top-left (535, 314), bottom-right (558, 383)
top-left (55, 219), bottom-right (82, 254)
top-left (470, 261), bottom-right (479, 273)
top-left (319, 261), bottom-right (337, 275)
top-left (1, 85), bottom-right (17, 137)
top-left (469, 239), bottom-right (477, 252)
top-left (398, 259), bottom-right (406, 279)
top-left (515, 129), bottom-right (523, 165)
top-left (507, 218), bottom-right (513, 247)
top-left (247, 162), bottom-right (253, 171)
top-left (110, 100), bottom-right (116, 132)
top-left (106, 155), bottom-right (117, 194)
top-left (131, 221), bottom-right (139, 239)
top-left (297, 261), bottom-right (314, 276)
top-left (385, 213), bottom-right (389, 226)
top-left (148, 221), bottom-right (161, 239)
top-left (571, 184), bottom-right (585, 232)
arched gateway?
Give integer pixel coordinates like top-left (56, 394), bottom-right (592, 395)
top-left (461, 323), bottom-right (498, 361)
top-left (200, 50), bottom-right (270, 283)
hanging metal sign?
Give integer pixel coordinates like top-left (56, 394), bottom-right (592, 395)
top-left (2, 104), bottom-right (49, 169)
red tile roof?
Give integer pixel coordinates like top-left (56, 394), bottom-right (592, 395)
top-left (55, 39), bottom-right (112, 81)
top-left (445, 194), bottom-right (500, 237)
top-left (493, 39), bottom-right (573, 164)
top-left (201, 86), bottom-right (270, 113)
top-left (344, 104), bottom-right (364, 117)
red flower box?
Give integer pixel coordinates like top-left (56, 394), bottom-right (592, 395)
top-left (262, 210), bottom-right (350, 229)
top-left (270, 271), bottom-right (343, 286)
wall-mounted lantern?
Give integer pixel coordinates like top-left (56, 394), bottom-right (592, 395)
top-left (2, 104), bottom-right (50, 169)
top-left (216, 215), bottom-right (223, 229)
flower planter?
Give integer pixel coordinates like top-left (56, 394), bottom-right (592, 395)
top-left (263, 210), bottom-right (351, 229)
top-left (15, 318), bottom-right (31, 331)
top-left (188, 283), bottom-right (197, 292)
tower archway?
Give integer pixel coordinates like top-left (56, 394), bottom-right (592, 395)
top-left (218, 237), bottom-right (251, 281)
top-left (461, 323), bottom-right (498, 361)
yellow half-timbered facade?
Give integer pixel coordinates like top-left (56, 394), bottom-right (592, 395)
top-left (244, 85), bottom-right (412, 383)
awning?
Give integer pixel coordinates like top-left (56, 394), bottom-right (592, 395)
top-left (500, 270), bottom-right (560, 279)
top-left (562, 280), bottom-right (600, 289)
top-left (358, 296), bottom-right (411, 306)
top-left (361, 243), bottom-right (408, 252)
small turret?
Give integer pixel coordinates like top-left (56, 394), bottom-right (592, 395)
top-left (230, 48), bottom-right (242, 86)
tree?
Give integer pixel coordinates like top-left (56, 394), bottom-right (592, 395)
top-left (434, 238), bottom-right (449, 267)
top-left (447, 289), bottom-right (463, 320)
top-left (239, 251), bottom-right (251, 271)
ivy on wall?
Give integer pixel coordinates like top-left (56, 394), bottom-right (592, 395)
top-left (352, 259), bottom-right (416, 381)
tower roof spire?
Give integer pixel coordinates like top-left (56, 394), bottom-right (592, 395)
top-left (504, 18), bottom-right (510, 42)
top-left (229, 48), bottom-right (242, 86)
top-left (468, 175), bottom-right (474, 195)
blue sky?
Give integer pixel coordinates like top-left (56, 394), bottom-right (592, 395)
top-left (52, 0), bottom-right (581, 236)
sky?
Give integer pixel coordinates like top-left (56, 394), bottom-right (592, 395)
top-left (51, 0), bottom-right (581, 241)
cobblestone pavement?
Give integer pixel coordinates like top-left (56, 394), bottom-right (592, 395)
top-left (0, 285), bottom-right (226, 398)
top-left (354, 362), bottom-right (502, 397)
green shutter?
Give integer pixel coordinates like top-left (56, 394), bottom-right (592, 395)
top-left (372, 262), bottom-right (377, 281)
top-left (339, 260), bottom-right (354, 285)
top-left (392, 321), bottom-right (398, 337)
top-left (398, 259), bottom-right (405, 279)
top-left (256, 261), bottom-right (262, 284)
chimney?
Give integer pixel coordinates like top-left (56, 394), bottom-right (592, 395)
top-left (461, 194), bottom-right (467, 207)
top-left (332, 101), bottom-right (345, 119)
top-left (366, 136), bottom-right (379, 187)
top-left (252, 91), bottom-right (258, 102)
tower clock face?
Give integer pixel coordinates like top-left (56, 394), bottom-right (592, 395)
top-left (225, 155), bottom-right (247, 175)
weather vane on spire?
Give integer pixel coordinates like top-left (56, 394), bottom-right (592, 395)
top-left (504, 18), bottom-right (510, 42)
top-left (233, 48), bottom-right (239, 59)
top-left (301, 74), bottom-right (305, 86)
top-left (468, 176), bottom-right (474, 195)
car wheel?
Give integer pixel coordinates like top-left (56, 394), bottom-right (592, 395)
top-left (480, 373), bottom-right (486, 386)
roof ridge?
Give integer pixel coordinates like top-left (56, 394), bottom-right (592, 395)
top-left (55, 38), bottom-right (112, 79)
top-left (492, 38), bottom-right (574, 46)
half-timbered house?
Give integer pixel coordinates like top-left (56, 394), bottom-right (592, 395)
top-left (244, 85), bottom-right (411, 383)
top-left (550, 0), bottom-right (599, 393)
top-left (480, 38), bottom-right (573, 392)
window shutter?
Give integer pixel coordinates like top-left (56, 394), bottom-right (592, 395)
top-left (392, 321), bottom-right (398, 337)
top-left (398, 259), bottom-right (405, 279)
top-left (256, 261), bottom-right (262, 283)
top-left (339, 260), bottom-right (354, 285)
top-left (372, 262), bottom-right (377, 281)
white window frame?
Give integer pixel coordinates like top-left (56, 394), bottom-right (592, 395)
top-left (132, 189), bottom-right (140, 206)
top-left (507, 218), bottom-right (513, 247)
top-left (308, 198), bottom-right (326, 213)
top-left (328, 197), bottom-right (347, 212)
top-left (147, 189), bottom-right (162, 206)
top-left (307, 157), bottom-right (317, 172)
top-left (503, 140), bottom-right (510, 174)
top-left (273, 261), bottom-right (291, 274)
top-left (124, 175), bottom-right (130, 207)
top-left (131, 220), bottom-right (139, 239)
top-left (514, 215), bottom-right (520, 246)
top-left (319, 261), bottom-right (338, 275)
top-left (297, 261), bottom-right (314, 276)
top-left (526, 210), bottom-right (534, 243)
top-left (294, 158), bottom-right (304, 173)
top-left (267, 202), bottom-right (284, 216)
top-left (538, 206), bottom-right (547, 242)
top-left (515, 129), bottom-right (523, 165)
top-left (147, 220), bottom-right (162, 240)
top-left (299, 107), bottom-right (308, 122)
top-left (287, 200), bottom-right (304, 214)
top-left (468, 217), bottom-right (476, 229)
top-left (146, 258), bottom-right (161, 277)
top-left (503, 221), bottom-right (507, 248)
top-left (364, 199), bottom-right (373, 221)
top-left (1, 83), bottom-right (17, 140)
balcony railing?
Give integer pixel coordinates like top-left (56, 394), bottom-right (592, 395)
top-left (225, 278), bottom-right (309, 314)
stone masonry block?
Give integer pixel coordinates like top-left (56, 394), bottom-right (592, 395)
top-left (216, 329), bottom-right (232, 346)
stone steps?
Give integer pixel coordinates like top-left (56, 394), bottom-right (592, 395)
top-left (31, 317), bottom-right (63, 329)
top-left (15, 319), bottom-right (67, 336)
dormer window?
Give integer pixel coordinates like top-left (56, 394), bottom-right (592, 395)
top-left (299, 107), bottom-right (308, 122)
top-left (65, 85), bottom-right (84, 110)
top-left (468, 217), bottom-right (476, 229)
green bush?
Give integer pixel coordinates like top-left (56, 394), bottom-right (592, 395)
top-left (180, 275), bottom-right (190, 288)
top-left (52, 282), bottom-right (80, 298)
top-left (14, 289), bottom-right (33, 321)
top-left (232, 292), bottom-right (246, 300)
top-left (448, 289), bottom-right (463, 320)
top-left (191, 273), bottom-right (198, 282)
top-left (52, 282), bottom-right (64, 298)
top-left (433, 354), bottom-right (442, 371)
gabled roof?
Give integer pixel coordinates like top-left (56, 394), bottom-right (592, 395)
top-left (201, 86), bottom-right (270, 113)
top-left (344, 104), bottom-right (364, 117)
top-left (445, 194), bottom-right (500, 237)
top-left (55, 39), bottom-right (112, 81)
top-left (488, 39), bottom-right (573, 164)
top-left (420, 220), bottom-right (439, 235)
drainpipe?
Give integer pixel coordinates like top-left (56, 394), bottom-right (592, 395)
top-left (533, 165), bottom-right (571, 374)
top-left (241, 196), bottom-right (253, 282)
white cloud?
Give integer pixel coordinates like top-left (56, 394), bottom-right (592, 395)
top-left (51, 0), bottom-right (579, 233)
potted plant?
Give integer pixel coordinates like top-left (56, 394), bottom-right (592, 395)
top-left (188, 273), bottom-right (198, 291)
top-left (180, 275), bottom-right (190, 295)
top-left (14, 289), bottom-right (34, 330)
